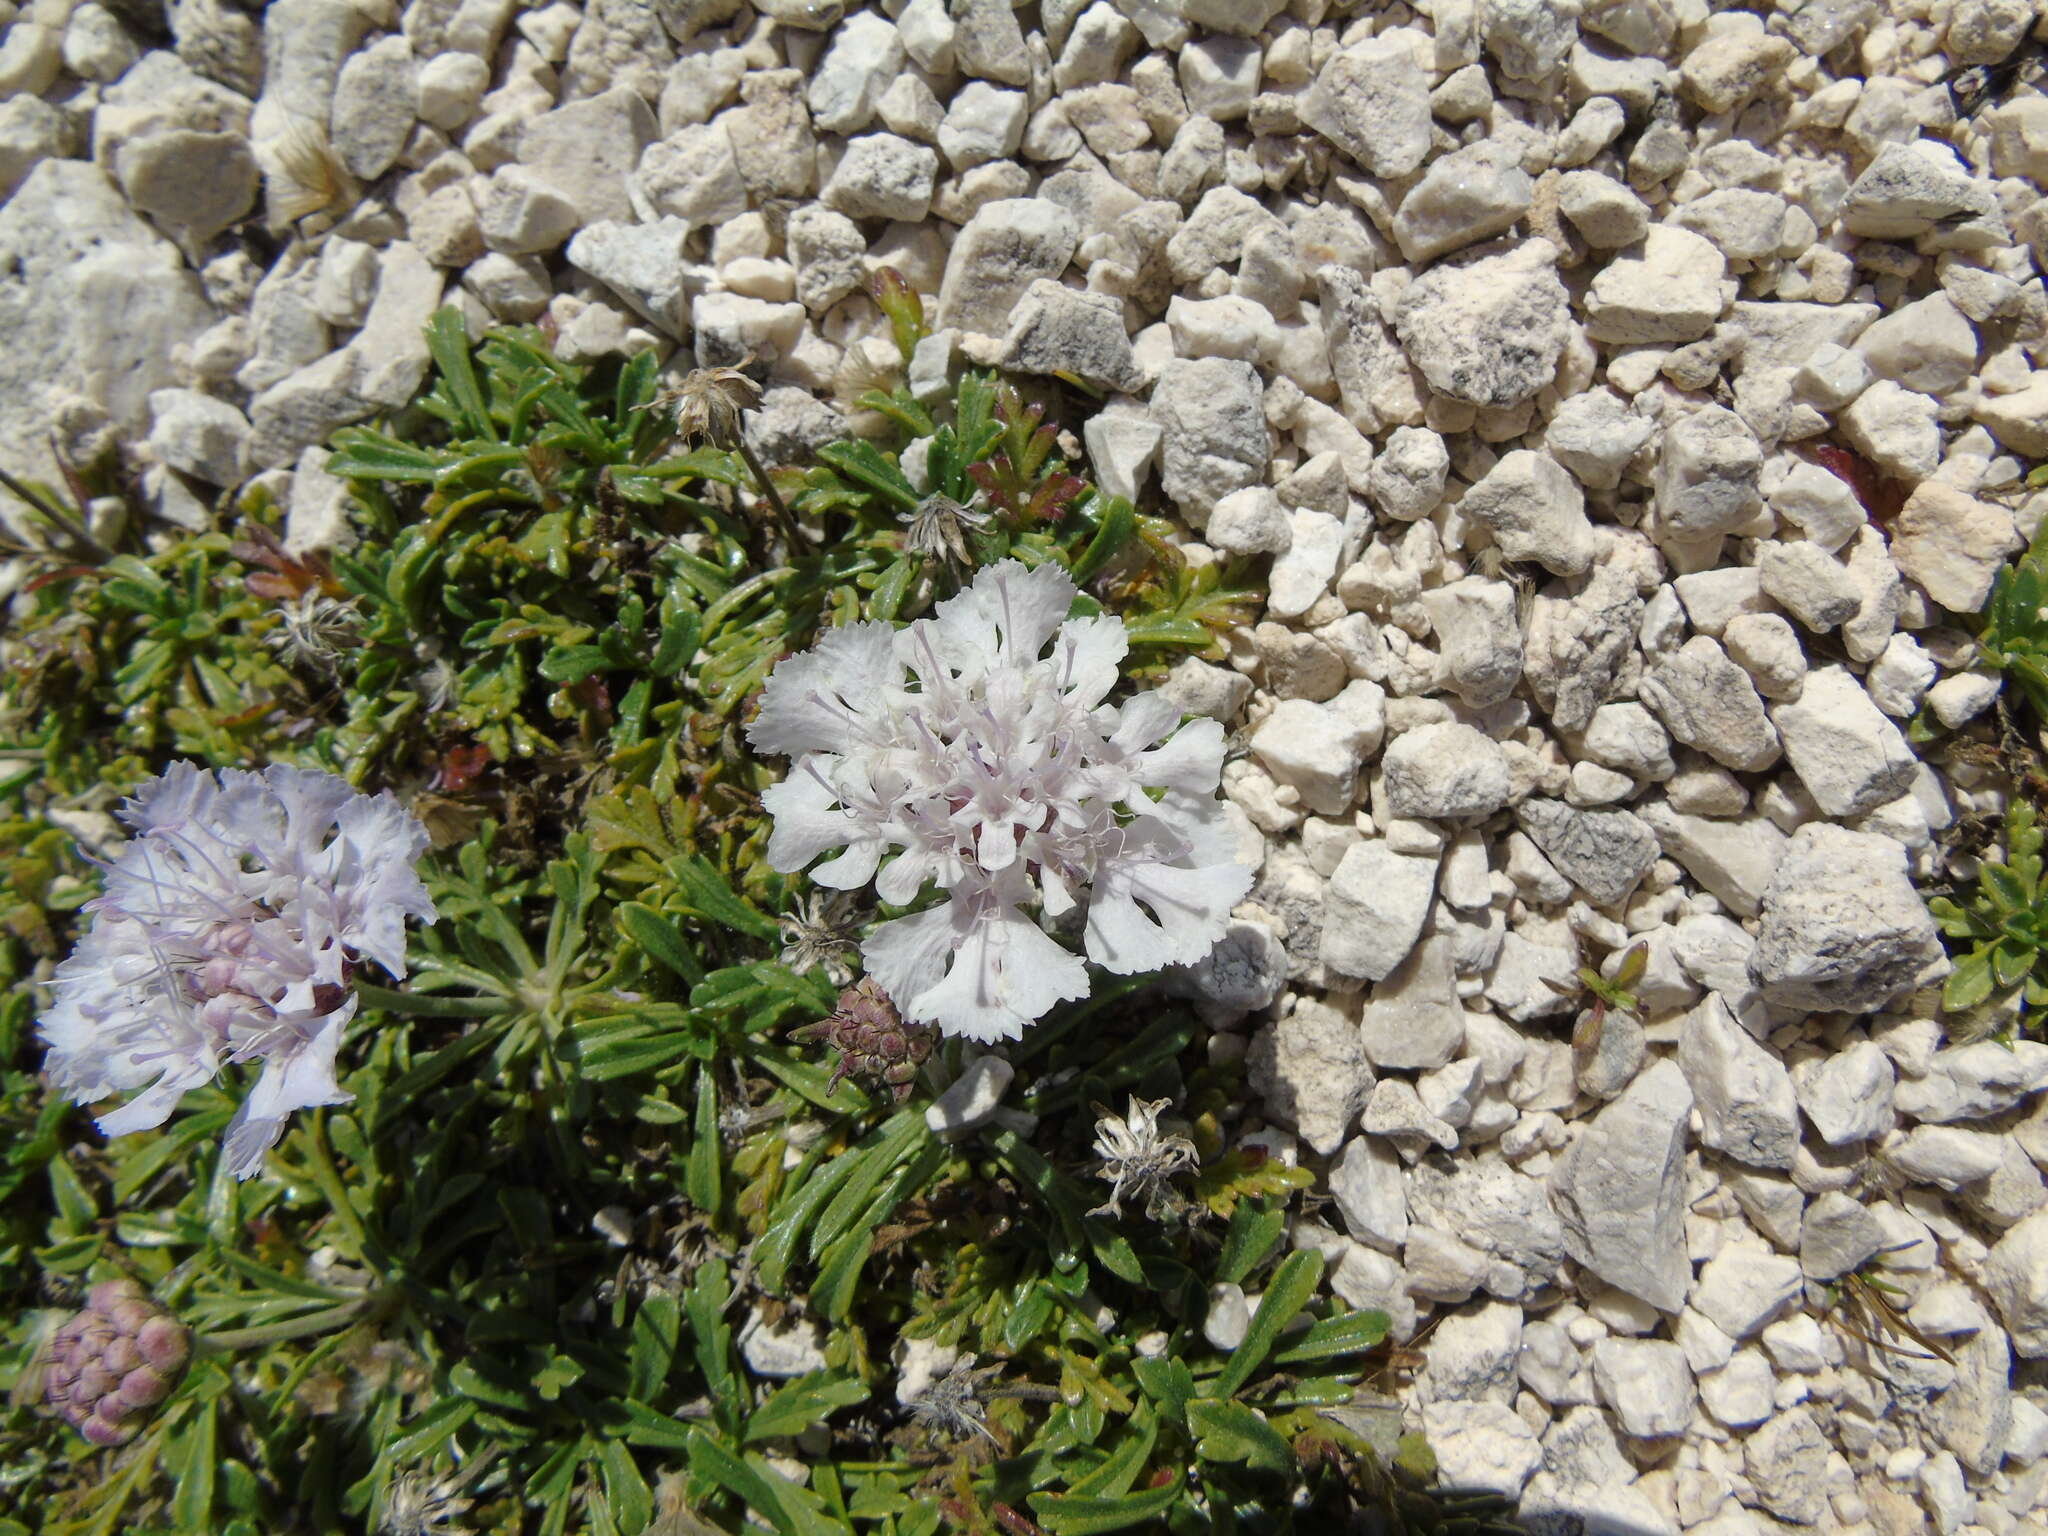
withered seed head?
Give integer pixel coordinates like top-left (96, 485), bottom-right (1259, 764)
top-left (789, 978), bottom-right (935, 1102)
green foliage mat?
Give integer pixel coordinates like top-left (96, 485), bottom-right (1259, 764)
top-left (0, 292), bottom-right (1513, 1536)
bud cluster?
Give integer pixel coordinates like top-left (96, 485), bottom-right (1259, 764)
top-left (791, 978), bottom-right (936, 1102)
top-left (44, 1279), bottom-right (192, 1446)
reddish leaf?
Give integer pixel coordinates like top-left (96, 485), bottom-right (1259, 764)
top-left (434, 742), bottom-right (491, 793)
top-left (24, 564), bottom-right (100, 595)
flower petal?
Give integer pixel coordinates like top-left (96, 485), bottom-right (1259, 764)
top-left (860, 903), bottom-right (959, 1017)
top-left (747, 621), bottom-right (902, 758)
top-left (1045, 613), bottom-right (1129, 709)
top-left (760, 764), bottom-right (862, 873)
top-left (914, 900), bottom-right (1090, 1042)
top-left (1084, 828), bottom-right (1255, 974)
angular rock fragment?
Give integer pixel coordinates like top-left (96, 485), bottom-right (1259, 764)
top-left (1750, 824), bottom-right (1945, 1011)
top-left (1548, 1059), bottom-right (1694, 1312)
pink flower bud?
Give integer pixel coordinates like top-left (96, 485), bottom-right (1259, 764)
top-left (78, 1415), bottom-right (129, 1448)
top-left (116, 1366), bottom-right (170, 1408)
top-left (42, 1282), bottom-right (191, 1447)
top-left (136, 1316), bottom-right (190, 1373)
top-left (87, 1278), bottom-right (144, 1313)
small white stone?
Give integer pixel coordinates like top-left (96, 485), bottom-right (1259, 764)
top-left (1591, 1337), bottom-right (1695, 1438)
top-left (1203, 1281), bottom-right (1250, 1350)
top-left (1331, 1134), bottom-right (1409, 1252)
top-left (1690, 1240), bottom-right (1804, 1339)
top-left (1322, 841), bottom-right (1440, 983)
top-left (1698, 1348), bottom-right (1775, 1427)
top-left (1769, 667), bottom-right (1918, 819)
top-left (1866, 633), bottom-right (1939, 717)
top-left (739, 1310), bottom-right (829, 1377)
top-left (924, 1055), bottom-right (1015, 1138)
top-left (1420, 1400), bottom-right (1542, 1495)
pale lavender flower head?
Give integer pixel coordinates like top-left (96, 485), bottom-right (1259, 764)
top-left (38, 763), bottom-right (437, 1178)
top-left (746, 560), bottom-right (1253, 1043)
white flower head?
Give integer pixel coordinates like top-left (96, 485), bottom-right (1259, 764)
top-left (38, 763), bottom-right (438, 1178)
top-left (745, 560), bottom-right (1253, 1043)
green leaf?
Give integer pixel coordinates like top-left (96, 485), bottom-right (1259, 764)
top-left (619, 902), bottom-right (706, 985)
top-left (687, 1066), bottom-right (721, 1214)
top-left (817, 440), bottom-right (921, 511)
top-left (1187, 1398), bottom-right (1294, 1475)
top-left (1068, 495), bottom-right (1137, 587)
top-left (1132, 1357), bottom-right (1195, 1429)
top-left (744, 1371), bottom-right (870, 1442)
top-left (1213, 1198), bottom-right (1286, 1287)
top-left (1270, 1308), bottom-right (1390, 1366)
top-left (324, 433), bottom-right (451, 483)
top-left (597, 1440), bottom-right (653, 1535)
top-left (665, 854), bottom-right (778, 939)
top-left (1064, 1404), bottom-right (1157, 1498)
top-left (629, 1292), bottom-right (681, 1401)
top-left (1213, 1249), bottom-right (1322, 1397)
top-left (616, 1400), bottom-right (698, 1450)
top-left (425, 306), bottom-right (498, 441)
top-left (1029, 1479), bottom-right (1183, 1535)
top-left (171, 1399), bottom-right (219, 1533)
top-left (1944, 945), bottom-right (1998, 1012)
top-left (809, 1110), bottom-right (926, 1259)
top-left (685, 1434), bottom-right (840, 1536)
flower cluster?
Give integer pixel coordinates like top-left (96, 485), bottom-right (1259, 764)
top-left (788, 977), bottom-right (936, 1102)
top-left (38, 763), bottom-right (437, 1178)
top-left (747, 560), bottom-right (1252, 1041)
top-left (42, 1278), bottom-right (191, 1446)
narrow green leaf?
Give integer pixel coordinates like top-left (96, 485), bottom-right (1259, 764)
top-left (1213, 1249), bottom-right (1322, 1397)
top-left (1270, 1308), bottom-right (1390, 1366)
top-left (629, 1293), bottom-right (681, 1401)
top-left (665, 855), bottom-right (778, 939)
top-left (687, 1066), bottom-right (721, 1214)
top-left (1029, 1478), bottom-right (1182, 1535)
top-left (425, 306), bottom-right (498, 441)
top-left (1064, 1404), bottom-right (1157, 1498)
top-left (597, 1441), bottom-right (653, 1535)
top-left (619, 902), bottom-right (706, 985)
top-left (1068, 495), bottom-right (1137, 587)
top-left (1213, 1199), bottom-right (1285, 1287)
top-left (171, 1400), bottom-right (218, 1533)
top-left (817, 440), bottom-right (921, 511)
top-left (324, 434), bottom-right (451, 483)
top-left (1944, 946), bottom-right (1997, 1012)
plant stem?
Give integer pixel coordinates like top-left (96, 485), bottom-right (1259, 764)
top-left (736, 438), bottom-right (809, 551)
top-left (193, 1295), bottom-right (384, 1355)
top-left (300, 1111), bottom-right (376, 1267)
top-left (0, 463), bottom-right (107, 560)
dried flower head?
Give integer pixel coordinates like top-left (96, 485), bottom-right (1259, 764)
top-left (41, 1278), bottom-right (191, 1446)
top-left (788, 977), bottom-right (935, 1102)
top-left (1088, 1096), bottom-right (1199, 1220)
top-left (777, 890), bottom-right (861, 985)
top-left (647, 363), bottom-right (764, 450)
top-left (265, 591), bottom-right (362, 676)
top-left (380, 1454), bottom-right (494, 1536)
top-left (267, 119), bottom-right (359, 226)
top-left (38, 762), bottom-right (438, 1177)
top-left (746, 560), bottom-right (1253, 1042)
top-left (906, 1352), bottom-right (1005, 1446)
top-left (901, 493), bottom-right (992, 571)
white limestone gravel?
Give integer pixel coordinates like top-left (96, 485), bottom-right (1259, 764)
top-left (8, 0), bottom-right (2048, 1528)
